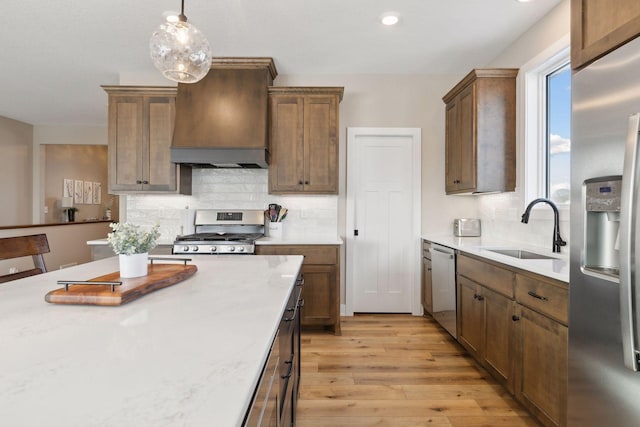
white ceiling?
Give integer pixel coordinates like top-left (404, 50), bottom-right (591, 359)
top-left (1, 0), bottom-right (561, 126)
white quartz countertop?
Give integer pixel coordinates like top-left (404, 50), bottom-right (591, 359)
top-left (422, 234), bottom-right (569, 283)
top-left (0, 255), bottom-right (304, 427)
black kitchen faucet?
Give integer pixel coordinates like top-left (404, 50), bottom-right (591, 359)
top-left (521, 198), bottom-right (567, 253)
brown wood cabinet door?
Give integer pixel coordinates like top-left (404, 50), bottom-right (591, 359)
top-left (422, 257), bottom-right (433, 314)
top-left (456, 84), bottom-right (476, 192)
top-left (444, 99), bottom-right (460, 193)
top-left (303, 96), bottom-right (338, 193)
top-left (269, 96), bottom-right (304, 193)
top-left (515, 305), bottom-right (568, 427)
top-left (144, 96), bottom-right (177, 192)
top-left (571, 0), bottom-right (640, 70)
top-left (457, 276), bottom-right (483, 359)
top-left (300, 264), bottom-right (337, 328)
top-left (483, 287), bottom-right (515, 393)
top-left (108, 95), bottom-right (144, 192)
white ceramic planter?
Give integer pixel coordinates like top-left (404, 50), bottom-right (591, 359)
top-left (119, 252), bottom-right (149, 278)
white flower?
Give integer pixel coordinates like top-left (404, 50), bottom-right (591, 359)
top-left (107, 223), bottom-right (160, 255)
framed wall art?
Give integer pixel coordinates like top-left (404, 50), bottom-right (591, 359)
top-left (83, 181), bottom-right (93, 205)
top-left (63, 179), bottom-right (73, 198)
top-left (93, 182), bottom-right (102, 204)
top-left (74, 180), bottom-right (84, 204)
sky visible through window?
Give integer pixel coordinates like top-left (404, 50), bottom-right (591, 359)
top-left (547, 65), bottom-right (571, 204)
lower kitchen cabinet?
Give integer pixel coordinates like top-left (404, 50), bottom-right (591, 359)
top-left (457, 276), bottom-right (483, 359)
top-left (456, 253), bottom-right (567, 426)
top-left (457, 274), bottom-right (515, 393)
top-left (245, 332), bottom-right (279, 427)
top-left (256, 245), bottom-right (341, 335)
top-left (514, 272), bottom-right (568, 427)
top-left (421, 241), bottom-right (433, 315)
top-left (514, 304), bottom-right (568, 427)
top-left (245, 275), bottom-right (302, 427)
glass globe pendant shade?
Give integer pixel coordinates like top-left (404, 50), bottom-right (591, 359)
top-left (150, 17), bottom-right (212, 84)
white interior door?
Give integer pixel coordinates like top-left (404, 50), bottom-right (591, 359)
top-left (346, 128), bottom-right (421, 314)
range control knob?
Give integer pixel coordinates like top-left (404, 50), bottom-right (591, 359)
top-left (210, 246), bottom-right (217, 252)
top-left (192, 246), bottom-right (199, 252)
top-left (238, 247), bottom-right (245, 252)
top-left (182, 246), bottom-right (189, 252)
top-left (229, 246), bottom-right (236, 252)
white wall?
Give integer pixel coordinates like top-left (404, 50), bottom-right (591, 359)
top-left (0, 116), bottom-right (33, 226)
top-left (275, 74), bottom-right (479, 239)
top-left (472, 0), bottom-right (571, 248)
top-left (32, 125), bottom-right (108, 223)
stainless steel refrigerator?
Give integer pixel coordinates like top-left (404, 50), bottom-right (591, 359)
top-left (570, 35), bottom-right (640, 425)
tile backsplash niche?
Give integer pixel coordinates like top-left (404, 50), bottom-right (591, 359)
top-left (477, 192), bottom-right (570, 250)
top-left (125, 169), bottom-right (338, 241)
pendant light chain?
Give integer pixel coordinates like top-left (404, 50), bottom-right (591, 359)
top-left (179, 0), bottom-right (187, 23)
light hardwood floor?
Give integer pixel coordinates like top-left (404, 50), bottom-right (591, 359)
top-left (297, 314), bottom-right (540, 427)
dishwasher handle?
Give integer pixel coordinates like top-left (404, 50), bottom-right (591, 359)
top-left (430, 247), bottom-right (454, 259)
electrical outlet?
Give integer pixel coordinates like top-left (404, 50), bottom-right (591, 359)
top-left (9, 267), bottom-right (18, 274)
top-left (43, 206), bottom-right (48, 214)
top-left (300, 209), bottom-right (306, 218)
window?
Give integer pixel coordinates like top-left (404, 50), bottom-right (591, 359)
top-left (522, 40), bottom-right (571, 208)
top-left (545, 64), bottom-right (571, 204)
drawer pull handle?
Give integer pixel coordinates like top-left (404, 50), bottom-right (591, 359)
top-left (512, 315), bottom-right (520, 322)
top-left (477, 295), bottom-right (484, 301)
top-left (527, 291), bottom-right (548, 301)
top-left (281, 360), bottom-right (294, 379)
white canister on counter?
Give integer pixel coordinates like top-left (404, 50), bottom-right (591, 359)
top-left (267, 222), bottom-right (283, 238)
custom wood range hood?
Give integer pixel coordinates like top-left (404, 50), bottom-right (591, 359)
top-left (171, 57), bottom-right (278, 168)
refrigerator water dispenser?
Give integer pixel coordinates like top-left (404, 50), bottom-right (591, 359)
top-left (583, 176), bottom-right (622, 280)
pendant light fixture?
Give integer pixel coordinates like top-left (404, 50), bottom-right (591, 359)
top-left (149, 0), bottom-right (212, 84)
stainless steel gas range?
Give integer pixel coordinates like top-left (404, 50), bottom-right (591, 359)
top-left (172, 209), bottom-right (265, 255)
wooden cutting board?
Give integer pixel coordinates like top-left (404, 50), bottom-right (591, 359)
top-left (45, 263), bottom-right (198, 306)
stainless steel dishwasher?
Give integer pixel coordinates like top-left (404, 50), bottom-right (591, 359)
top-left (429, 243), bottom-right (457, 338)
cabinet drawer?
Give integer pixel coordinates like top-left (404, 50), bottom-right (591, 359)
top-left (257, 245), bottom-right (338, 265)
top-left (457, 254), bottom-right (514, 298)
top-left (516, 274), bottom-right (568, 325)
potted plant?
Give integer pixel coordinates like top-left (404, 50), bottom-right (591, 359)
top-left (63, 207), bottom-right (79, 222)
top-left (107, 223), bottom-right (160, 278)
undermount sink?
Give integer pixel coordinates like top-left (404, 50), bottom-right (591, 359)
top-left (485, 248), bottom-right (557, 260)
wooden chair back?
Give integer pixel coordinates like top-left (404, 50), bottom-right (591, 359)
top-left (0, 234), bottom-right (50, 283)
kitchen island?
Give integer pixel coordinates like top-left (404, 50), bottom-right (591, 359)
top-left (0, 254), bottom-right (303, 426)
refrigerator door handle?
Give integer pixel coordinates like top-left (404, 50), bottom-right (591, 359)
top-left (619, 113), bottom-right (640, 371)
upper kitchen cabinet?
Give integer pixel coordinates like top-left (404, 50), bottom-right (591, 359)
top-left (268, 87), bottom-right (343, 194)
top-left (102, 86), bottom-right (191, 194)
top-left (443, 69), bottom-right (517, 195)
top-left (571, 0), bottom-right (640, 70)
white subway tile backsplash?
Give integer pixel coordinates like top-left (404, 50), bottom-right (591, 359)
top-left (126, 169), bottom-right (338, 240)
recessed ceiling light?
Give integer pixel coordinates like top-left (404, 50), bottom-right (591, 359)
top-left (515, 0), bottom-right (533, 2)
top-left (380, 13), bottom-right (399, 26)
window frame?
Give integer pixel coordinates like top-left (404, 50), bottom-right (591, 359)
top-left (520, 36), bottom-right (570, 214)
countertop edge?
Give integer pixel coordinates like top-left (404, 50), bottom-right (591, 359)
top-left (422, 234), bottom-right (569, 283)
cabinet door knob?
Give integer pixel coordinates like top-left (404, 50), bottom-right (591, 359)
top-left (299, 180), bottom-right (303, 185)
top-left (512, 315), bottom-right (520, 322)
top-left (477, 295), bottom-right (484, 301)
top-left (142, 180), bottom-right (149, 184)
top-left (136, 180), bottom-right (142, 184)
top-left (305, 181), bottom-right (309, 185)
